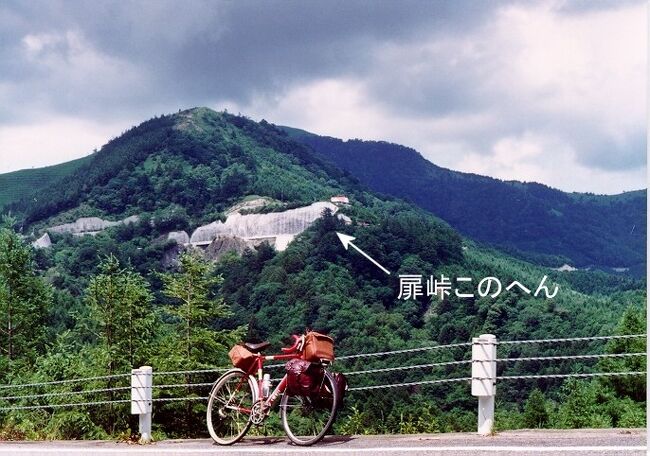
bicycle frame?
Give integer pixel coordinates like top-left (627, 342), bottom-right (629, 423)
top-left (254, 354), bottom-right (293, 409)
top-left (233, 335), bottom-right (305, 415)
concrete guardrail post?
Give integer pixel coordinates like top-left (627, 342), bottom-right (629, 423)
top-left (471, 334), bottom-right (497, 435)
top-left (131, 366), bottom-right (153, 443)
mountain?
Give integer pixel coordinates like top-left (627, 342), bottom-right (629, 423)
top-left (0, 107), bottom-right (644, 436)
top-left (0, 155), bottom-right (91, 209)
top-left (284, 128), bottom-right (647, 276)
top-left (6, 109), bottom-right (359, 229)
top-left (2, 106), bottom-right (641, 356)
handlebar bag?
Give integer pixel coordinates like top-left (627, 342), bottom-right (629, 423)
top-left (303, 331), bottom-right (335, 362)
top-left (229, 344), bottom-right (256, 372)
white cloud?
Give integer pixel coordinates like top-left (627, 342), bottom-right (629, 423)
top-left (459, 133), bottom-right (648, 194)
top-left (22, 33), bottom-right (56, 53)
top-left (220, 78), bottom-right (492, 152)
top-left (21, 30), bottom-right (138, 83)
top-left (492, 1), bottom-right (645, 139)
top-left (0, 30), bottom-right (154, 174)
top-left (8, 30), bottom-right (151, 122)
top-left (0, 117), bottom-right (130, 173)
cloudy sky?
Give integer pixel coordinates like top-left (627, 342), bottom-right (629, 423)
top-left (0, 0), bottom-right (646, 194)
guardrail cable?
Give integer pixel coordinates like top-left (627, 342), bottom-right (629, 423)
top-left (497, 334), bottom-right (646, 346)
top-left (493, 371), bottom-right (646, 380)
top-left (0, 386), bottom-right (131, 402)
top-left (337, 342), bottom-right (472, 360)
top-left (0, 373), bottom-right (132, 390)
top-left (496, 352), bottom-right (646, 363)
top-left (153, 368), bottom-right (229, 376)
top-left (349, 376), bottom-right (471, 391)
top-left (152, 382), bottom-right (214, 390)
top-left (345, 359), bottom-right (472, 376)
top-left (0, 398), bottom-right (130, 411)
top-left (0, 335), bottom-right (643, 411)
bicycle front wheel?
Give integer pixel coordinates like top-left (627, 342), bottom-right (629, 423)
top-left (280, 370), bottom-right (338, 446)
top-left (207, 369), bottom-right (255, 445)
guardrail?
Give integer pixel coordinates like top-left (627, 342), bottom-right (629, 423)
top-left (0, 333), bottom-right (644, 442)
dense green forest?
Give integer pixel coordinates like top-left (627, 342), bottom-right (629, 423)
top-left (284, 128), bottom-right (647, 277)
top-left (0, 108), bottom-right (645, 440)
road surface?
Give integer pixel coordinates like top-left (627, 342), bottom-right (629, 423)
top-left (0, 428), bottom-right (645, 456)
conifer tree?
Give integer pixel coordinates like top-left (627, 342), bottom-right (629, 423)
top-left (85, 254), bottom-right (155, 373)
top-left (158, 251), bottom-right (236, 369)
top-left (0, 216), bottom-right (51, 375)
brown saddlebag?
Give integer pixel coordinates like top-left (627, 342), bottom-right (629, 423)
top-left (229, 344), bottom-right (256, 372)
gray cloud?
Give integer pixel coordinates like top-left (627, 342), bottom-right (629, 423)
top-left (0, 0), bottom-right (646, 191)
top-left (1, 1), bottom-right (497, 117)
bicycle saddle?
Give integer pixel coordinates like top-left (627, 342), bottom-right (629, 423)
top-left (244, 341), bottom-right (271, 352)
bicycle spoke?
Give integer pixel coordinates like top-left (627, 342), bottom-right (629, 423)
top-left (207, 371), bottom-right (254, 445)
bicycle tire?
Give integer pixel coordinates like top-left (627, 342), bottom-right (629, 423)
top-left (206, 369), bottom-right (256, 445)
top-left (280, 370), bottom-right (338, 446)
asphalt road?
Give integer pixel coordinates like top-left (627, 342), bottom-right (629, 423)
top-left (0, 428), bottom-right (645, 456)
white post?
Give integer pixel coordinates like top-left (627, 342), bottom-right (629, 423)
top-left (131, 366), bottom-right (153, 444)
top-left (471, 334), bottom-right (497, 435)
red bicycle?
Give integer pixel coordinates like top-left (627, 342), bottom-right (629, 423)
top-left (206, 333), bottom-right (339, 446)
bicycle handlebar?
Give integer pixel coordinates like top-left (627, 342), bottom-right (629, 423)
top-left (281, 334), bottom-right (302, 353)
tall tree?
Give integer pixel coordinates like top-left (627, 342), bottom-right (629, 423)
top-left (83, 254), bottom-right (155, 433)
top-left (84, 254), bottom-right (155, 373)
top-left (157, 251), bottom-right (242, 436)
top-left (158, 251), bottom-right (237, 369)
top-left (523, 389), bottom-right (549, 428)
top-left (598, 304), bottom-right (647, 401)
top-left (0, 216), bottom-right (51, 374)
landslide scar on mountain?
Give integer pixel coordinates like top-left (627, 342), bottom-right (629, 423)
top-left (189, 200), bottom-right (351, 254)
top-left (47, 215), bottom-right (140, 237)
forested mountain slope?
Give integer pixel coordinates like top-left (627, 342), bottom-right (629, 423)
top-left (284, 128), bottom-right (646, 276)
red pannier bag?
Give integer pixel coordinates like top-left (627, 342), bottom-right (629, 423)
top-left (229, 344), bottom-right (256, 372)
top-left (312, 372), bottom-right (347, 411)
top-left (303, 331), bottom-right (335, 363)
top-left (333, 372), bottom-right (348, 404)
top-left (285, 359), bottom-right (323, 396)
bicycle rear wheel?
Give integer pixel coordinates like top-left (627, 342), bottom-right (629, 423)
top-left (280, 370), bottom-right (338, 446)
top-left (206, 369), bottom-right (255, 445)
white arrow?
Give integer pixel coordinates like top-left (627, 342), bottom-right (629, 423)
top-left (336, 232), bottom-right (391, 275)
